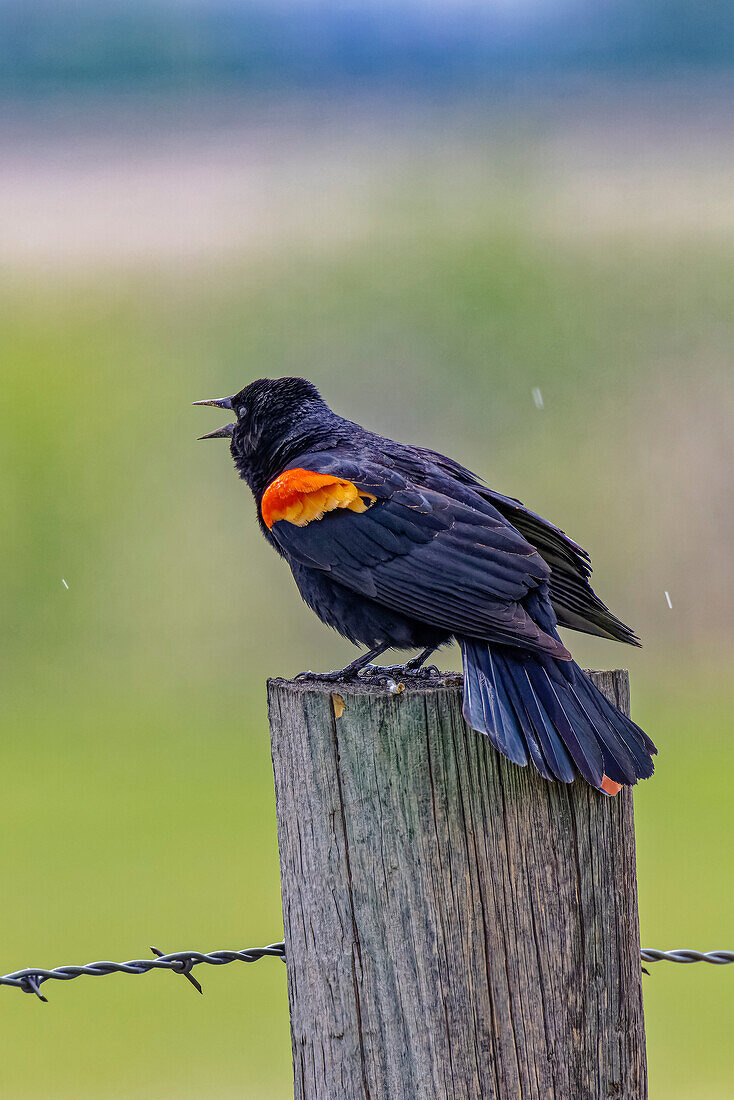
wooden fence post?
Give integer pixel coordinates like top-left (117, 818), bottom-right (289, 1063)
top-left (268, 668), bottom-right (647, 1100)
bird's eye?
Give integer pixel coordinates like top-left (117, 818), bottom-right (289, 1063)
top-left (237, 406), bottom-right (246, 418)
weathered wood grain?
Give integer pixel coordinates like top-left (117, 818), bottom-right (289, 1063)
top-left (268, 669), bottom-right (647, 1100)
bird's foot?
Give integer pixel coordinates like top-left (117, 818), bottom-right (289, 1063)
top-left (358, 661), bottom-right (442, 682)
top-left (404, 657), bottom-right (442, 679)
top-left (295, 668), bottom-right (360, 683)
top-left (294, 647), bottom-right (443, 686)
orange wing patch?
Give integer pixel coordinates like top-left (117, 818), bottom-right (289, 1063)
top-left (601, 775), bottom-right (623, 797)
top-left (261, 468), bottom-right (376, 529)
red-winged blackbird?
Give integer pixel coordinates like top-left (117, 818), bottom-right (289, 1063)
top-left (196, 377), bottom-right (655, 795)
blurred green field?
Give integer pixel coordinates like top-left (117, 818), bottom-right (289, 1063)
top-left (1, 131), bottom-right (733, 1097)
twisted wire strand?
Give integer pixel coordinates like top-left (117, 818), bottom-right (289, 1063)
top-left (0, 942), bottom-right (285, 1000)
top-left (640, 948), bottom-right (734, 965)
top-left (1, 942), bottom-right (730, 1001)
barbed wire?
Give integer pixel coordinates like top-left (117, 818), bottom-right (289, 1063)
top-left (0, 941), bottom-right (731, 1002)
top-left (0, 942), bottom-right (285, 1002)
top-left (640, 948), bottom-right (734, 966)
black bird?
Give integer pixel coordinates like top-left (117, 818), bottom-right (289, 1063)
top-left (196, 377), bottom-right (655, 795)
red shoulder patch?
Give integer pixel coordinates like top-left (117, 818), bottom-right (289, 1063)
top-left (261, 468), bottom-right (376, 529)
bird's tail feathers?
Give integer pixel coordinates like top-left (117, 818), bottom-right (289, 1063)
top-left (460, 638), bottom-right (656, 793)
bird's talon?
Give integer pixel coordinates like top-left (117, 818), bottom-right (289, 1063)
top-left (358, 663), bottom-right (398, 680)
top-left (295, 669), bottom-right (341, 683)
top-left (356, 664), bottom-right (381, 678)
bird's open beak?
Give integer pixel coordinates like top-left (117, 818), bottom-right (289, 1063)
top-left (194, 396), bottom-right (235, 440)
top-left (198, 423), bottom-right (235, 440)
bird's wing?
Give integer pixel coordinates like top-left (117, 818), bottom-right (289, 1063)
top-left (480, 489), bottom-right (640, 645)
top-left (414, 447), bottom-right (640, 646)
top-left (262, 453), bottom-right (568, 657)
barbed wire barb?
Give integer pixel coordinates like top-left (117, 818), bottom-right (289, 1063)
top-left (150, 945), bottom-right (204, 994)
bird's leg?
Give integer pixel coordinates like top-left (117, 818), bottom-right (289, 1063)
top-left (404, 646), bottom-right (440, 674)
top-left (295, 645), bottom-right (389, 683)
top-left (358, 646), bottom-right (441, 681)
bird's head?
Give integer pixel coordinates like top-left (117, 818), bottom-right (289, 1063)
top-left (195, 376), bottom-right (328, 489)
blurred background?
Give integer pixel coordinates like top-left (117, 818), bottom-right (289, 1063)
top-left (1, 1), bottom-right (733, 1096)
